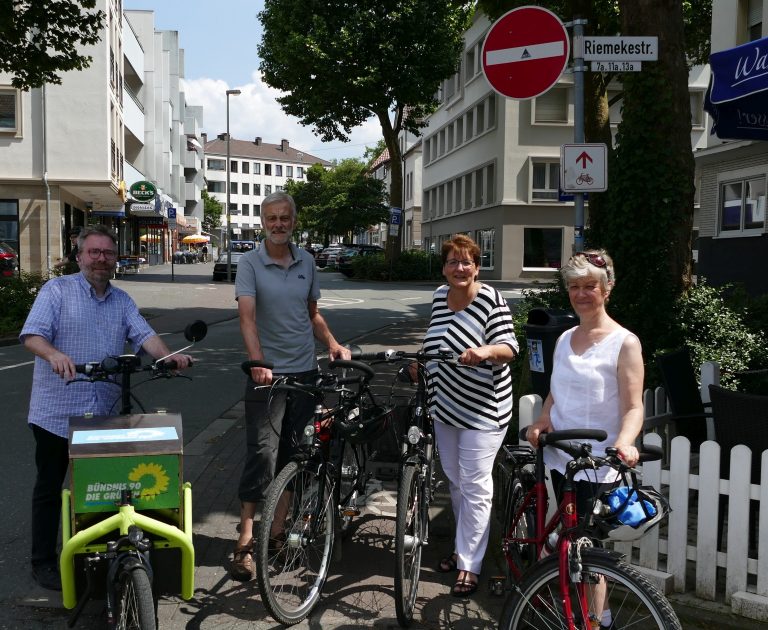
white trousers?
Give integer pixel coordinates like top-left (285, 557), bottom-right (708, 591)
top-left (434, 421), bottom-right (506, 576)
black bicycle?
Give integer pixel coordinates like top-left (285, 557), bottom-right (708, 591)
top-left (354, 346), bottom-right (474, 627)
top-left (244, 357), bottom-right (391, 625)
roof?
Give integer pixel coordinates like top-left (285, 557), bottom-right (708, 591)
top-left (204, 137), bottom-right (331, 166)
top-left (368, 148), bottom-right (390, 172)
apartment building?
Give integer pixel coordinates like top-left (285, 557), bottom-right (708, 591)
top-left (695, 0), bottom-right (767, 295)
top-left (0, 1), bottom-right (203, 272)
top-left (203, 136), bottom-right (330, 241)
top-left (418, 11), bottom-right (710, 281)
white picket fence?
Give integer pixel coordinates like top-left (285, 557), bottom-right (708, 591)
top-left (517, 362), bottom-right (768, 622)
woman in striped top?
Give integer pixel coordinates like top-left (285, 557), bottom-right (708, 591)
top-left (426, 234), bottom-right (518, 597)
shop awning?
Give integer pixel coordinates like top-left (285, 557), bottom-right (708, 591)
top-left (704, 35), bottom-right (768, 141)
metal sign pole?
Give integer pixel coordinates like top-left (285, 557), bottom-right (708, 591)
top-left (572, 17), bottom-right (588, 253)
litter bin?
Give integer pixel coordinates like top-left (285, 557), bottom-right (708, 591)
top-left (523, 308), bottom-right (578, 400)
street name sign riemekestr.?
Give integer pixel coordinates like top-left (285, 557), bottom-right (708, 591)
top-left (583, 36), bottom-right (658, 61)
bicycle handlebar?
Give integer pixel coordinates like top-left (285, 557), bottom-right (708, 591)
top-left (519, 426), bottom-right (663, 464)
top-left (74, 355), bottom-right (186, 378)
top-left (352, 347), bottom-right (493, 370)
top-left (240, 358), bottom-right (375, 382)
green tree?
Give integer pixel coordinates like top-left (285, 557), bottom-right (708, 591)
top-left (201, 190), bottom-right (223, 235)
top-left (285, 160), bottom-right (388, 245)
top-left (0, 0), bottom-right (105, 89)
top-left (257, 0), bottom-right (472, 260)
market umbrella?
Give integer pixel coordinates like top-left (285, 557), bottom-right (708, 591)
top-left (182, 234), bottom-right (210, 244)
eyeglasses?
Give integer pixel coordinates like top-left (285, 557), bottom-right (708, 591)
top-left (445, 259), bottom-right (475, 268)
top-left (85, 248), bottom-right (118, 260)
top-left (575, 251), bottom-right (607, 268)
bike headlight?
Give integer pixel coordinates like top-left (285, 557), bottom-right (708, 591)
top-left (406, 426), bottom-right (421, 445)
top-left (303, 425), bottom-right (315, 438)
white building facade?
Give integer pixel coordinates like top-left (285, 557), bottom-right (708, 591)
top-left (203, 136), bottom-right (329, 241)
top-left (419, 12), bottom-right (710, 281)
top-left (694, 0), bottom-right (767, 296)
top-left (0, 1), bottom-right (203, 272)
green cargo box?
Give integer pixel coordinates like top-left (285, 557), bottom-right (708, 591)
top-left (68, 413), bottom-right (183, 524)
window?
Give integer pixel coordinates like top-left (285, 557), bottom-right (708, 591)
top-left (230, 182), bottom-right (238, 194)
top-left (230, 160), bottom-right (238, 173)
top-left (242, 204), bottom-right (250, 216)
top-left (242, 162), bottom-right (249, 174)
top-left (748, 0), bottom-right (763, 40)
top-left (242, 183), bottom-right (249, 196)
top-left (264, 164), bottom-right (272, 176)
top-left (297, 167), bottom-right (304, 178)
top-left (476, 229), bottom-right (495, 269)
top-left (690, 91), bottom-right (705, 128)
top-left (720, 177), bottom-right (766, 233)
top-left (253, 184), bottom-right (261, 196)
top-left (265, 185), bottom-right (272, 195)
top-left (531, 160), bottom-right (560, 201)
top-left (286, 166), bottom-right (293, 177)
top-left (534, 88), bottom-right (569, 123)
top-left (253, 162), bottom-right (261, 174)
top-left (524, 228), bottom-right (563, 269)
top-left (0, 200), bottom-right (19, 255)
top-left (276, 185), bottom-right (284, 192)
top-left (275, 165), bottom-right (283, 176)
top-left (229, 203), bottom-right (238, 214)
top-left (207, 158), bottom-right (225, 171)
top-left (207, 181), bottom-right (225, 193)
top-left (0, 88), bottom-right (19, 135)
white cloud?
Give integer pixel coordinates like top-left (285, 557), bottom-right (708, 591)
top-left (182, 72), bottom-right (383, 162)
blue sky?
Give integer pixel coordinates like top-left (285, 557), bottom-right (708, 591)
top-left (122, 0), bottom-right (382, 162)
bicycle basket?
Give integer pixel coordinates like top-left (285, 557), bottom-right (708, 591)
top-left (336, 403), bottom-right (393, 445)
top-left (590, 485), bottom-right (670, 542)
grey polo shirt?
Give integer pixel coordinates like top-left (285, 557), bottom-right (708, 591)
top-left (235, 243), bottom-right (320, 373)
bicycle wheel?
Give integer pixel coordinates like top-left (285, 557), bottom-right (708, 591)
top-left (394, 463), bottom-right (424, 627)
top-left (499, 548), bottom-right (681, 630)
top-left (256, 460), bottom-right (335, 626)
top-left (502, 476), bottom-right (537, 581)
top-left (115, 560), bottom-right (156, 630)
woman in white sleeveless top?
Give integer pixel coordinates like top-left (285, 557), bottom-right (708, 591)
top-left (525, 249), bottom-right (644, 630)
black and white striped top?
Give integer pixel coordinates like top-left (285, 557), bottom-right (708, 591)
top-left (424, 284), bottom-right (519, 431)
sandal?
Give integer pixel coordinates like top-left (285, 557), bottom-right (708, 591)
top-left (437, 552), bottom-right (458, 573)
top-left (451, 573), bottom-right (478, 598)
top-left (230, 542), bottom-right (254, 582)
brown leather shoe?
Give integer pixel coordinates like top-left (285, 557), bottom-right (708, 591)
top-left (230, 541), bottom-right (254, 582)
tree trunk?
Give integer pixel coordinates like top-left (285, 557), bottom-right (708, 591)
top-left (377, 110), bottom-right (403, 264)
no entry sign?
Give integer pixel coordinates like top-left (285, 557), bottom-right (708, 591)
top-left (482, 6), bottom-right (570, 100)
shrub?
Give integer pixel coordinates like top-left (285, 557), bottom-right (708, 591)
top-left (0, 272), bottom-right (48, 336)
top-left (352, 250), bottom-right (443, 281)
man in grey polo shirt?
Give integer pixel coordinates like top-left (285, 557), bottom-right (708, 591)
top-left (230, 191), bottom-right (350, 581)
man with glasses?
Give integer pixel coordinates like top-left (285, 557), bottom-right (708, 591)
top-left (20, 225), bottom-right (194, 591)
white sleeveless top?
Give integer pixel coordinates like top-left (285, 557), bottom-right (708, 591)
top-left (543, 326), bottom-right (633, 482)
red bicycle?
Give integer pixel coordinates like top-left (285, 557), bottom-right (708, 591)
top-left (497, 428), bottom-right (679, 630)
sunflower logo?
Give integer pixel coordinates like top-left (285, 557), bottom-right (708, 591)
top-left (128, 462), bottom-right (170, 501)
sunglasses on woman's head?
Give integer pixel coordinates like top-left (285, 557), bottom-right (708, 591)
top-left (575, 251), bottom-right (607, 268)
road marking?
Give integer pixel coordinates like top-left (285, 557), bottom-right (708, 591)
top-left (318, 297), bottom-right (364, 308)
top-left (0, 360), bottom-right (34, 371)
top-left (399, 297), bottom-right (423, 301)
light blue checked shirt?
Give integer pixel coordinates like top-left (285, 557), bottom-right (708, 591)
top-left (20, 273), bottom-right (157, 438)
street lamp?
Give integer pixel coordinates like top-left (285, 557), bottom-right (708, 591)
top-left (225, 88), bottom-right (241, 282)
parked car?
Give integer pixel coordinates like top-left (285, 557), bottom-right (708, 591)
top-left (0, 242), bottom-right (19, 278)
top-left (212, 240), bottom-right (257, 281)
top-left (316, 245), bottom-right (346, 269)
top-left (337, 245), bottom-right (384, 277)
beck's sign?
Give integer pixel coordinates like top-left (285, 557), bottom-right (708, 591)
top-left (130, 180), bottom-right (157, 202)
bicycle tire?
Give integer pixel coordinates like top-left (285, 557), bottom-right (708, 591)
top-left (499, 548), bottom-right (681, 630)
top-left (503, 476), bottom-right (537, 581)
top-left (115, 560), bottom-right (156, 630)
top-left (256, 460), bottom-right (335, 626)
top-left (394, 463), bottom-right (423, 627)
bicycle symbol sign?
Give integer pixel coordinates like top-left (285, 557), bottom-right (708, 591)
top-left (560, 143), bottom-right (608, 193)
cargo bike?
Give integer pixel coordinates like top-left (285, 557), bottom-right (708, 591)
top-left (60, 321), bottom-right (206, 629)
